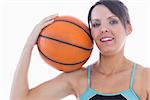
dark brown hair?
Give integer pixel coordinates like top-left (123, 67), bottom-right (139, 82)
top-left (88, 0), bottom-right (130, 31)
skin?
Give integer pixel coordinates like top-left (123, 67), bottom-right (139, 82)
top-left (10, 5), bottom-right (150, 100)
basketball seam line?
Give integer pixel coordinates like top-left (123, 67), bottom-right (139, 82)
top-left (39, 34), bottom-right (92, 51)
top-left (37, 45), bottom-right (90, 65)
top-left (54, 19), bottom-right (93, 42)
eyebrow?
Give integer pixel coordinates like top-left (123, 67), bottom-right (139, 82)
top-left (91, 16), bottom-right (118, 22)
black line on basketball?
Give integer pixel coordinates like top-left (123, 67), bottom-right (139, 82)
top-left (42, 19), bottom-right (93, 43)
top-left (39, 34), bottom-right (92, 51)
top-left (55, 20), bottom-right (93, 43)
top-left (37, 45), bottom-right (90, 65)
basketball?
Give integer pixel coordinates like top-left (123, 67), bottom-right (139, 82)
top-left (37, 16), bottom-right (93, 72)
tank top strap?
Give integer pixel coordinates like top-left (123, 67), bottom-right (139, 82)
top-left (129, 63), bottom-right (137, 89)
top-left (87, 65), bottom-right (91, 88)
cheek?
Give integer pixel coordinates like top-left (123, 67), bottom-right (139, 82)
top-left (117, 28), bottom-right (127, 38)
top-left (91, 29), bottom-right (99, 39)
top-left (114, 30), bottom-right (127, 46)
top-left (112, 26), bottom-right (126, 37)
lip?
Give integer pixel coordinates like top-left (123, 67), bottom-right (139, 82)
top-left (100, 37), bottom-right (115, 42)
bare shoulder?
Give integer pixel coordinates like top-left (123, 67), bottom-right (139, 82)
top-left (142, 66), bottom-right (150, 99)
top-left (136, 64), bottom-right (150, 84)
top-left (136, 64), bottom-right (150, 99)
top-left (63, 67), bottom-right (88, 96)
top-left (136, 64), bottom-right (149, 76)
top-left (64, 67), bottom-right (88, 86)
top-left (142, 66), bottom-right (150, 100)
top-left (61, 67), bottom-right (87, 80)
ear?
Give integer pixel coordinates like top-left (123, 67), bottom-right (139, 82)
top-left (126, 23), bottom-right (132, 35)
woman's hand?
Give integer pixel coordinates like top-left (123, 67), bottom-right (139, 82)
top-left (26, 14), bottom-right (58, 48)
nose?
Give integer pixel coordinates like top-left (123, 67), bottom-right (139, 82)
top-left (100, 27), bottom-right (109, 34)
top-left (100, 22), bottom-right (109, 33)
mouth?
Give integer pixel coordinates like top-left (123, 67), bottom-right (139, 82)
top-left (100, 37), bottom-right (114, 42)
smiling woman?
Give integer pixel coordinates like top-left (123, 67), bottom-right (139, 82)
top-left (79, 0), bottom-right (149, 100)
top-left (1, 0), bottom-right (150, 100)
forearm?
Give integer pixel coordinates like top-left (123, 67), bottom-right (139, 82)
top-left (10, 14), bottom-right (58, 100)
top-left (10, 44), bottom-right (33, 100)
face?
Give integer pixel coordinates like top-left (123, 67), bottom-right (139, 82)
top-left (90, 5), bottom-right (132, 56)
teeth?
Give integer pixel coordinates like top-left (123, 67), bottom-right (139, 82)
top-left (101, 37), bottom-right (113, 42)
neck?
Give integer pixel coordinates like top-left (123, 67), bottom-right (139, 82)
top-left (94, 51), bottom-right (131, 76)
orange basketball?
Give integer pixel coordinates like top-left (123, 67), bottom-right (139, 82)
top-left (37, 16), bottom-right (93, 72)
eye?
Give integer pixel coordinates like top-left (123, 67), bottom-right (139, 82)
top-left (91, 23), bottom-right (101, 28)
top-left (109, 19), bottom-right (118, 25)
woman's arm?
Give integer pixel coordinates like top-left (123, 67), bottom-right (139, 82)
top-left (10, 14), bottom-right (75, 100)
top-left (146, 68), bottom-right (150, 100)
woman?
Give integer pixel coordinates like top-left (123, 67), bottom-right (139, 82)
top-left (10, 0), bottom-right (150, 100)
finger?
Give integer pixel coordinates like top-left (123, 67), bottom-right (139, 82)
top-left (41, 19), bottom-right (55, 29)
top-left (43, 13), bottom-right (58, 22)
top-left (36, 15), bottom-right (56, 28)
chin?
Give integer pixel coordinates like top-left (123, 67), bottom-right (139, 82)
top-left (99, 47), bottom-right (124, 57)
top-left (99, 47), bottom-right (120, 56)
top-left (96, 42), bottom-right (124, 56)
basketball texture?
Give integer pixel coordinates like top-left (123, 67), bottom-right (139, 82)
top-left (37, 16), bottom-right (93, 72)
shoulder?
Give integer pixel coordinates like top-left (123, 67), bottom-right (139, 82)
top-left (60, 67), bottom-right (88, 84)
top-left (52, 67), bottom-right (87, 90)
top-left (136, 64), bottom-right (149, 83)
top-left (145, 67), bottom-right (150, 99)
top-left (61, 67), bottom-right (88, 95)
top-left (136, 64), bottom-right (150, 98)
top-left (64, 67), bottom-right (88, 86)
top-left (136, 64), bottom-right (149, 77)
top-left (62, 67), bottom-right (87, 79)
top-left (143, 67), bottom-right (150, 99)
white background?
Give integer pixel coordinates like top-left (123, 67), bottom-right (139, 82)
top-left (0, 0), bottom-right (150, 100)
